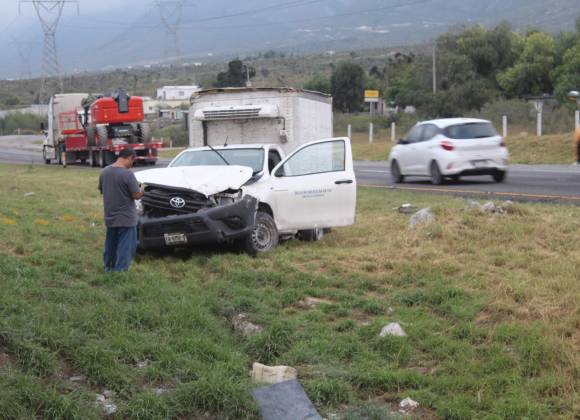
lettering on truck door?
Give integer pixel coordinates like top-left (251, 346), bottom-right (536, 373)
top-left (271, 138), bottom-right (356, 231)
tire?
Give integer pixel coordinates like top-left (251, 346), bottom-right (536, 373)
top-left (96, 125), bottom-right (108, 147)
top-left (391, 160), bottom-right (404, 183)
top-left (430, 161), bottom-right (444, 185)
top-left (98, 150), bottom-right (110, 168)
top-left (240, 212), bottom-right (279, 256)
top-left (493, 170), bottom-right (506, 183)
top-left (299, 228), bottom-right (325, 242)
top-left (86, 126), bottom-right (97, 147)
top-left (139, 122), bottom-right (152, 144)
top-left (42, 146), bottom-right (51, 164)
top-left (89, 151), bottom-right (97, 167)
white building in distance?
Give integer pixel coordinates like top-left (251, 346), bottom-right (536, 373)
top-left (156, 86), bottom-right (202, 102)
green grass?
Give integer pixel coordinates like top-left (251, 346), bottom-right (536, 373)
top-left (0, 164), bottom-right (579, 418)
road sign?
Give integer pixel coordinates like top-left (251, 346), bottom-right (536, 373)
top-left (365, 90), bottom-right (380, 103)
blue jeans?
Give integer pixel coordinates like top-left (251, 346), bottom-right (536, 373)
top-left (103, 227), bottom-right (138, 272)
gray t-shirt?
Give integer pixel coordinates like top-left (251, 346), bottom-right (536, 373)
top-left (98, 166), bottom-right (140, 228)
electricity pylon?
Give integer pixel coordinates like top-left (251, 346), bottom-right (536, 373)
top-left (19, 0), bottom-right (79, 103)
top-left (155, 0), bottom-right (184, 62)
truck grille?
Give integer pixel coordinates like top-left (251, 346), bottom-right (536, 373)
top-left (142, 185), bottom-right (213, 217)
top-left (203, 108), bottom-right (261, 120)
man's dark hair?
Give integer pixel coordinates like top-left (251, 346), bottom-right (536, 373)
top-left (118, 148), bottom-right (136, 159)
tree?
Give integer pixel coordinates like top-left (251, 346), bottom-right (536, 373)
top-left (552, 42), bottom-right (580, 103)
top-left (497, 32), bottom-right (556, 97)
top-left (303, 74), bottom-right (331, 94)
top-left (331, 63), bottom-right (365, 113)
top-left (214, 60), bottom-right (256, 88)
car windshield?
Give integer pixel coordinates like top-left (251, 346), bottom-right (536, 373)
top-left (170, 148), bottom-right (265, 173)
top-left (444, 123), bottom-right (497, 139)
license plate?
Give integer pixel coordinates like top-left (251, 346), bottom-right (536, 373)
top-left (472, 160), bottom-right (488, 168)
top-left (164, 233), bottom-right (188, 246)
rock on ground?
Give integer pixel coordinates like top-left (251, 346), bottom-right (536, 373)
top-left (296, 297), bottom-right (333, 309)
top-left (409, 208), bottom-right (435, 228)
top-left (399, 397), bottom-right (419, 413)
top-left (251, 362), bottom-right (297, 384)
top-left (232, 313), bottom-right (264, 336)
top-left (379, 322), bottom-right (407, 337)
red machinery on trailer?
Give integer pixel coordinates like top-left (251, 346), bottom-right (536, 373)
top-left (43, 90), bottom-right (163, 167)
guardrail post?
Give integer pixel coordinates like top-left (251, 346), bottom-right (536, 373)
top-left (347, 124), bottom-right (352, 139)
top-left (391, 122), bottom-right (396, 143)
top-left (369, 123), bottom-right (374, 144)
top-left (502, 115), bottom-right (508, 137)
top-left (576, 110), bottom-right (579, 132)
top-left (537, 112), bottom-right (543, 137)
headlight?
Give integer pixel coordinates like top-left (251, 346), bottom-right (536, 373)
top-left (214, 190), bottom-right (243, 206)
top-left (135, 199), bottom-right (144, 216)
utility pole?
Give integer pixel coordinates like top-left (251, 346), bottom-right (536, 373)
top-left (432, 43), bottom-right (437, 94)
top-left (155, 0), bottom-right (184, 62)
top-left (19, 0), bottom-right (79, 103)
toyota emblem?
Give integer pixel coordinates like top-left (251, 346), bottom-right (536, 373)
top-left (170, 197), bottom-right (186, 209)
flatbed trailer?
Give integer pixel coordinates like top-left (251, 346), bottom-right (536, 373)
top-left (43, 92), bottom-right (163, 168)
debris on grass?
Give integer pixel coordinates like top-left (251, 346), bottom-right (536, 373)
top-left (395, 203), bottom-right (416, 214)
top-left (232, 313), bottom-right (264, 336)
top-left (296, 297), bottom-right (334, 309)
top-left (409, 208), bottom-right (434, 228)
top-left (466, 199), bottom-right (520, 215)
top-left (379, 323), bottom-right (407, 338)
top-left (153, 387), bottom-right (170, 396)
top-left (398, 397), bottom-right (419, 414)
top-left (251, 362), bottom-right (297, 384)
top-left (95, 392), bottom-right (117, 416)
top-left (68, 375), bottom-right (86, 383)
top-left (23, 192), bottom-right (35, 197)
top-left (136, 360), bottom-right (150, 369)
top-left (252, 379), bottom-right (322, 420)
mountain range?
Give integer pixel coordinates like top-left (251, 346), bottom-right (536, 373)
top-left (1, 0), bottom-right (578, 79)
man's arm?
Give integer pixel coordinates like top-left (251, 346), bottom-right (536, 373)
top-left (128, 172), bottom-right (144, 199)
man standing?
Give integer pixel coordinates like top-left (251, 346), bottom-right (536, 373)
top-left (98, 148), bottom-right (144, 272)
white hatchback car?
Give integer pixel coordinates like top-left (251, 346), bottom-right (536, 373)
top-left (389, 118), bottom-right (509, 184)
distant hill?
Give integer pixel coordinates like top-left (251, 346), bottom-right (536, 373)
top-left (0, 0), bottom-right (578, 79)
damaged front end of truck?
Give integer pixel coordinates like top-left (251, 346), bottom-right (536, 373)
top-left (135, 166), bottom-right (258, 251)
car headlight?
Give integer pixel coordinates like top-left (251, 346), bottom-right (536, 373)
top-left (135, 199), bottom-right (144, 216)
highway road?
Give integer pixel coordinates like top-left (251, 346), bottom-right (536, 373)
top-left (2, 135), bottom-right (580, 204)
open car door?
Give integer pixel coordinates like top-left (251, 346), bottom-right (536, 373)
top-left (270, 137), bottom-right (357, 231)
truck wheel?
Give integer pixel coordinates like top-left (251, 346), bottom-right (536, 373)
top-left (97, 125), bottom-right (108, 147)
top-left (299, 228), bottom-right (324, 242)
top-left (140, 122), bottom-right (152, 144)
top-left (98, 150), bottom-right (115, 168)
top-left (86, 126), bottom-right (97, 147)
top-left (240, 212), bottom-right (279, 256)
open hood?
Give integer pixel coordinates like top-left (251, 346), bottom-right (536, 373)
top-left (135, 165), bottom-right (254, 197)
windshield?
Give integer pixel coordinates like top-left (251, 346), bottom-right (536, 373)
top-left (170, 148), bottom-right (265, 173)
top-left (444, 123), bottom-right (497, 139)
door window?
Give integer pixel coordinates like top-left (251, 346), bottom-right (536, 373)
top-left (421, 124), bottom-right (440, 141)
top-left (277, 140), bottom-right (345, 177)
top-left (268, 149), bottom-right (282, 173)
top-left (405, 125), bottom-right (424, 143)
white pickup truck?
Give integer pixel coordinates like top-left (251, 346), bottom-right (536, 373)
top-left (135, 138), bottom-right (357, 254)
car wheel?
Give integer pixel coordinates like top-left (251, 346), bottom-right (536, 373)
top-left (430, 161), bottom-right (444, 185)
top-left (299, 227), bottom-right (324, 242)
top-left (493, 170), bottom-right (506, 183)
top-left (241, 212), bottom-right (279, 256)
top-left (391, 160), bottom-right (404, 183)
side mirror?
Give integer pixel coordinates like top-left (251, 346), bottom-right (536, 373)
top-left (398, 139), bottom-right (408, 145)
top-left (274, 167), bottom-right (284, 177)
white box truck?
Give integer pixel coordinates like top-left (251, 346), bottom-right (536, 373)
top-left (188, 87), bottom-right (333, 154)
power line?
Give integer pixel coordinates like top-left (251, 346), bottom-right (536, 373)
top-left (156, 0), bottom-right (185, 61)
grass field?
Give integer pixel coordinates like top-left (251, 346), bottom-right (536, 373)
top-left (1, 164), bottom-right (578, 419)
top-left (160, 132), bottom-right (578, 165)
